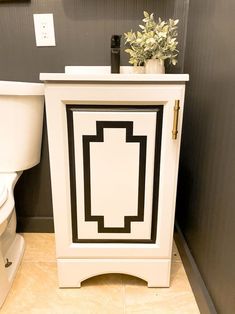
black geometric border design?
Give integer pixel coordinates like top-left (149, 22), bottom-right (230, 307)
top-left (66, 105), bottom-right (163, 243)
top-left (83, 121), bottom-right (146, 233)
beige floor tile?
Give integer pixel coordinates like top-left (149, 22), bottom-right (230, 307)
top-left (1, 262), bottom-right (124, 314)
top-left (22, 233), bottom-right (56, 262)
top-left (172, 241), bottom-right (182, 263)
top-left (1, 234), bottom-right (199, 314)
top-left (123, 263), bottom-right (200, 314)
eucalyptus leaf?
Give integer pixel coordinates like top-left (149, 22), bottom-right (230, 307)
top-left (143, 11), bottom-right (149, 18)
top-left (124, 11), bottom-right (179, 66)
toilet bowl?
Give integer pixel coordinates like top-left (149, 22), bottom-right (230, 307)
top-left (0, 172), bottom-right (24, 306)
top-left (0, 173), bottom-right (20, 252)
top-left (0, 81), bottom-right (44, 308)
top-left (0, 178), bottom-right (8, 237)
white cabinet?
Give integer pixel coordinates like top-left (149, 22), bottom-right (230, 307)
top-left (41, 70), bottom-right (189, 287)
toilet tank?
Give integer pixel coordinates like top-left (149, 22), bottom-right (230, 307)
top-left (0, 81), bottom-right (44, 172)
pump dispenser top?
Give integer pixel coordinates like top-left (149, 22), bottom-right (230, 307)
top-left (111, 35), bottom-right (121, 73)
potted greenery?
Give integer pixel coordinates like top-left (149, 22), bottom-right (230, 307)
top-left (124, 11), bottom-right (179, 74)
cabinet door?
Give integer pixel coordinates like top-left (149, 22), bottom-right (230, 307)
top-left (67, 106), bottom-right (163, 243)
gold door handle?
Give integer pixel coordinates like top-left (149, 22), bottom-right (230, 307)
top-left (172, 100), bottom-right (180, 140)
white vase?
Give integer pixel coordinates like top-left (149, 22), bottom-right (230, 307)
top-left (145, 59), bottom-right (165, 74)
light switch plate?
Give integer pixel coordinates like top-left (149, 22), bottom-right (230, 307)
top-left (33, 13), bottom-right (56, 47)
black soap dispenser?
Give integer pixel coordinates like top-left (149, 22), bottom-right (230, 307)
top-left (111, 35), bottom-right (121, 73)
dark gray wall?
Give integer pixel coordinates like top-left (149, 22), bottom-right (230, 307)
top-left (0, 0), bottom-right (188, 231)
top-left (0, 0), bottom-right (186, 82)
top-left (176, 0), bottom-right (235, 313)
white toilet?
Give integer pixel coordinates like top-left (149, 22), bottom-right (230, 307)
top-left (0, 81), bottom-right (44, 308)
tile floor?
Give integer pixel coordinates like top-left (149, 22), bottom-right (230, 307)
top-left (1, 234), bottom-right (200, 314)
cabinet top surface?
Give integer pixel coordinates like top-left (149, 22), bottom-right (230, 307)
top-left (40, 73), bottom-right (189, 83)
top-left (40, 67), bottom-right (189, 83)
top-left (40, 66), bottom-right (189, 83)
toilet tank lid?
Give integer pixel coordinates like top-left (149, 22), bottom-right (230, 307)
top-left (0, 81), bottom-right (44, 96)
top-left (0, 180), bottom-right (7, 208)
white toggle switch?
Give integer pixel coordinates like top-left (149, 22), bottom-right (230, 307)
top-left (33, 13), bottom-right (56, 47)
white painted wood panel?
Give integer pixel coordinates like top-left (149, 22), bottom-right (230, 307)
top-left (44, 84), bottom-right (185, 258)
top-left (90, 129), bottom-right (139, 226)
top-left (72, 111), bottom-right (157, 240)
top-left (57, 258), bottom-right (171, 288)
